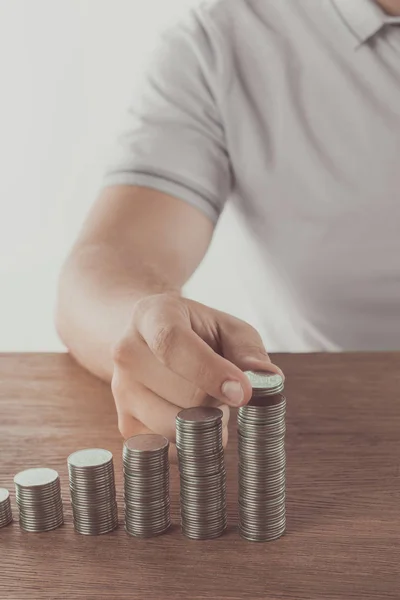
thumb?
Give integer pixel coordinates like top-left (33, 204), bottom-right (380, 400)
top-left (218, 314), bottom-right (285, 380)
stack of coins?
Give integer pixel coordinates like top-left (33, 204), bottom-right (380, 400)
top-left (14, 468), bottom-right (64, 532)
top-left (68, 448), bottom-right (118, 536)
top-left (238, 371), bottom-right (286, 542)
top-left (0, 488), bottom-right (13, 528)
top-left (123, 434), bottom-right (170, 538)
top-left (176, 407), bottom-right (227, 540)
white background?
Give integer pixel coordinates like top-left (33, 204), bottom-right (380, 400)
top-left (0, 0), bottom-right (261, 352)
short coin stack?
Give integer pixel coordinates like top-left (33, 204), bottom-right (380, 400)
top-left (0, 488), bottom-right (13, 528)
top-left (123, 434), bottom-right (170, 538)
top-left (176, 407), bottom-right (227, 540)
top-left (14, 468), bottom-right (64, 532)
top-left (238, 371), bottom-right (286, 542)
top-left (67, 448), bottom-right (118, 535)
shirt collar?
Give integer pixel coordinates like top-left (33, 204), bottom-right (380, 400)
top-left (332, 0), bottom-right (400, 48)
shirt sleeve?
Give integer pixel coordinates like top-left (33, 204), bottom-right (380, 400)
top-left (103, 9), bottom-right (231, 223)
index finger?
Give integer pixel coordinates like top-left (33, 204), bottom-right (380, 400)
top-left (137, 315), bottom-right (252, 408)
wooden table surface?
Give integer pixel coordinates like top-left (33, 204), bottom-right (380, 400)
top-left (1, 352), bottom-right (400, 600)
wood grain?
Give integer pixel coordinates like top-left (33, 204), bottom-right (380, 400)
top-left (1, 352), bottom-right (400, 600)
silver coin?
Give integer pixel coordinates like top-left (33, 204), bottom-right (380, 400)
top-left (123, 434), bottom-right (171, 539)
top-left (181, 519), bottom-right (227, 531)
top-left (176, 405), bottom-right (226, 540)
top-left (73, 515), bottom-right (118, 528)
top-left (68, 449), bottom-right (118, 536)
top-left (0, 490), bottom-right (13, 528)
top-left (177, 406), bottom-right (223, 424)
top-left (20, 522), bottom-right (63, 533)
top-left (126, 525), bottom-right (170, 538)
top-left (68, 448), bottom-right (113, 469)
top-left (124, 434), bottom-right (169, 453)
top-left (125, 512), bottom-right (170, 523)
top-left (238, 372), bottom-right (286, 543)
top-left (239, 528), bottom-right (285, 543)
top-left (68, 472), bottom-right (115, 484)
top-left (74, 525), bottom-right (118, 536)
top-left (15, 469), bottom-right (63, 533)
top-left (244, 370), bottom-right (284, 393)
top-left (124, 487), bottom-right (168, 497)
top-left (182, 526), bottom-right (227, 540)
top-left (14, 468), bottom-right (59, 488)
top-left (16, 484), bottom-right (62, 495)
top-left (124, 477), bottom-right (169, 486)
top-left (0, 488), bottom-right (10, 503)
top-left (125, 499), bottom-right (170, 511)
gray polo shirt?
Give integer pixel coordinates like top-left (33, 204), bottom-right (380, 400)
top-left (104, 0), bottom-right (400, 351)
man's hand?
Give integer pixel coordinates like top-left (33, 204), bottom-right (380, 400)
top-left (56, 185), bottom-right (283, 448)
top-left (112, 292), bottom-right (283, 458)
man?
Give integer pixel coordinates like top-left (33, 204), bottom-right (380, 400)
top-left (56, 0), bottom-right (400, 454)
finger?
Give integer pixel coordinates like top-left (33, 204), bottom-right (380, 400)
top-left (113, 368), bottom-right (230, 442)
top-left (222, 425), bottom-right (229, 448)
top-left (217, 314), bottom-right (285, 379)
top-left (115, 332), bottom-right (229, 409)
top-left (136, 314), bottom-right (252, 407)
top-left (115, 377), bottom-right (181, 440)
top-left (117, 413), bottom-right (153, 440)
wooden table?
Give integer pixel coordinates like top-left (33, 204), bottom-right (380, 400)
top-left (1, 353), bottom-right (399, 600)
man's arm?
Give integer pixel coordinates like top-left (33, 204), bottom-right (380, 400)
top-left (56, 183), bottom-right (282, 447)
top-left (56, 8), bottom-right (283, 443)
top-left (55, 184), bottom-right (213, 382)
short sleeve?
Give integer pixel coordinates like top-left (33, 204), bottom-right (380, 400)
top-left (103, 9), bottom-right (231, 223)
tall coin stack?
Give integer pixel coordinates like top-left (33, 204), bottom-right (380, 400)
top-left (123, 434), bottom-right (170, 538)
top-left (14, 468), bottom-right (64, 532)
top-left (0, 488), bottom-right (13, 528)
top-left (238, 371), bottom-right (286, 542)
top-left (176, 407), bottom-right (227, 540)
top-left (68, 449), bottom-right (118, 535)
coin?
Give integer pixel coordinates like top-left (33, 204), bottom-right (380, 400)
top-left (123, 434), bottom-right (170, 538)
top-left (124, 434), bottom-right (169, 453)
top-left (176, 406), bottom-right (227, 540)
top-left (0, 488), bottom-right (13, 529)
top-left (68, 448), bottom-right (113, 468)
top-left (176, 406), bottom-right (223, 423)
top-left (238, 371), bottom-right (286, 542)
top-left (244, 371), bottom-right (285, 395)
top-left (14, 468), bottom-right (63, 533)
top-left (68, 448), bottom-right (118, 536)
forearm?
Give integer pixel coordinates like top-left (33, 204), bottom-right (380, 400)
top-left (56, 186), bottom-right (214, 381)
top-left (56, 242), bottom-right (179, 382)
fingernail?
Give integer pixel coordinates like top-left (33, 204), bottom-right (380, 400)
top-left (221, 380), bottom-right (244, 406)
top-left (272, 366), bottom-right (285, 381)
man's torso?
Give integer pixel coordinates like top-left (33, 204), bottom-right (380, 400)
top-left (212, 0), bottom-right (400, 349)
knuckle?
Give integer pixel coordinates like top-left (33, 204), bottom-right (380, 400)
top-left (111, 373), bottom-right (131, 411)
top-left (189, 386), bottom-right (208, 406)
top-left (151, 325), bottom-right (178, 361)
top-left (118, 416), bottom-right (135, 440)
top-left (239, 343), bottom-right (269, 359)
top-left (117, 413), bottom-right (146, 440)
top-left (110, 374), bottom-right (120, 399)
top-left (133, 293), bottom-right (178, 323)
top-left (112, 337), bottom-right (132, 365)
